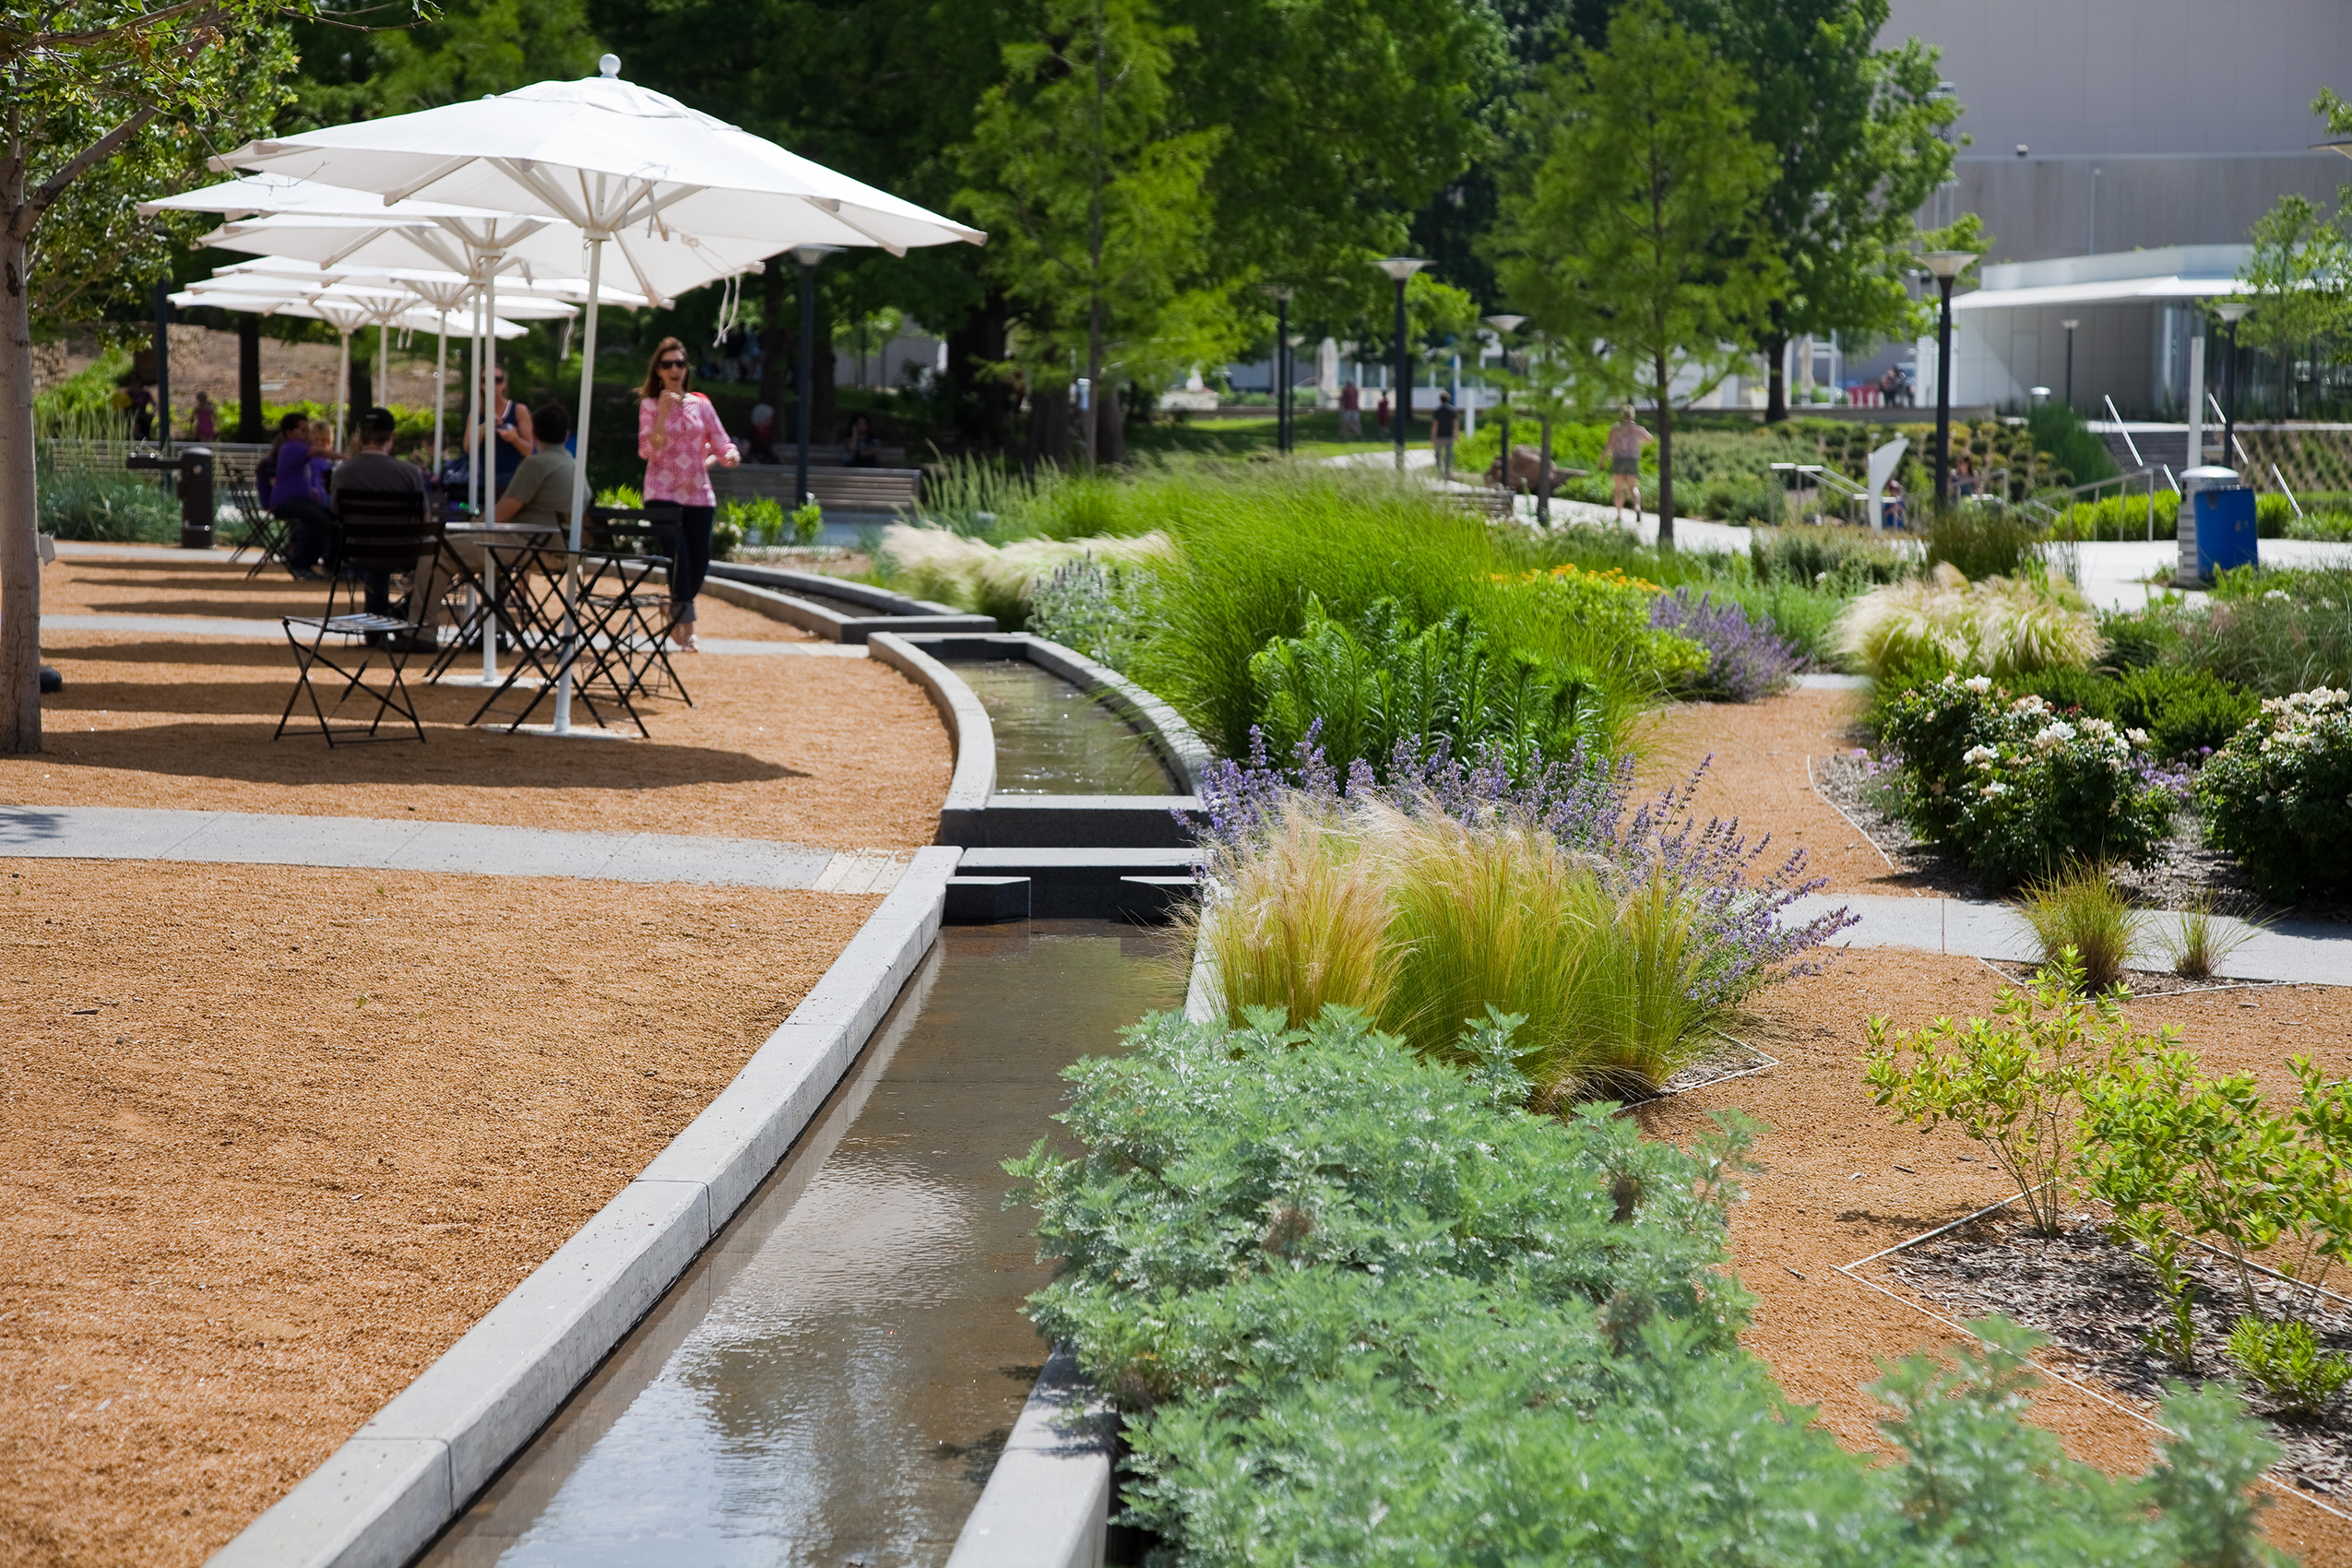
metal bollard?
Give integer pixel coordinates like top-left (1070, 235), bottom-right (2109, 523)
top-left (177, 446), bottom-right (215, 549)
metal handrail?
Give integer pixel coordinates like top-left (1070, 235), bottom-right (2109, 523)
top-left (2103, 397), bottom-right (2144, 468)
top-left (1769, 461), bottom-right (1868, 527)
top-left (2025, 465), bottom-right (2166, 541)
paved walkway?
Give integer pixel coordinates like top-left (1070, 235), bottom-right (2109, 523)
top-left (0, 804), bottom-right (906, 894)
top-left (1788, 892), bottom-right (2347, 986)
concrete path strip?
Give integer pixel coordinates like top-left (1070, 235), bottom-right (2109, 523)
top-left (1789, 892), bottom-right (2351, 987)
top-left (0, 803), bottom-right (901, 895)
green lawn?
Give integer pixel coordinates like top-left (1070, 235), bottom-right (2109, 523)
top-left (1128, 408), bottom-right (1455, 463)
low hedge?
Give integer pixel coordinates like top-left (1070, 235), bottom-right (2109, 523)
top-left (1013, 1005), bottom-right (2285, 1564)
top-left (2197, 686), bottom-right (2352, 899)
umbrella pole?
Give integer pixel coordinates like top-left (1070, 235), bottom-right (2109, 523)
top-left (377, 321), bottom-right (388, 415)
top-left (432, 320), bottom-right (446, 473)
top-left (335, 330), bottom-right (350, 447)
top-left (475, 289), bottom-right (497, 684)
top-left (552, 235), bottom-right (605, 736)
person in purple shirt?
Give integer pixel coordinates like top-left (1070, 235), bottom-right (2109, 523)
top-left (265, 411), bottom-right (337, 580)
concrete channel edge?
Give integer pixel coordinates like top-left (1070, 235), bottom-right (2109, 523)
top-left (869, 630), bottom-right (997, 845)
top-left (206, 845), bottom-right (963, 1568)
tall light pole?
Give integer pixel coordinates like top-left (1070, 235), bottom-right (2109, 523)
top-left (1484, 314), bottom-right (1524, 494)
top-left (2061, 318), bottom-right (2079, 410)
top-left (1375, 257), bottom-right (1429, 471)
top-left (790, 244), bottom-right (841, 513)
top-left (1260, 284), bottom-right (1293, 455)
top-left (1920, 249), bottom-right (1978, 505)
top-left (2215, 300), bottom-right (2251, 467)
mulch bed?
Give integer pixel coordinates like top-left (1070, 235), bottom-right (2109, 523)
top-left (1812, 749), bottom-right (2352, 926)
top-left (1882, 1206), bottom-right (2352, 1498)
top-left (1612, 1033), bottom-right (1778, 1108)
top-left (1978, 956), bottom-right (2275, 1002)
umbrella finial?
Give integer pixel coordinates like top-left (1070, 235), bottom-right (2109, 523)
top-left (600, 53), bottom-right (622, 77)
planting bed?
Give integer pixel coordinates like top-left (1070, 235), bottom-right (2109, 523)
top-left (1809, 747), bottom-right (2352, 921)
top-left (1879, 1208), bottom-right (2352, 1497)
top-left (1977, 956), bottom-right (2274, 1001)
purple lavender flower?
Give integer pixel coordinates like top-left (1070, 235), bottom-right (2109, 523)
top-left (1195, 726), bottom-right (1858, 1005)
top-left (1648, 589), bottom-right (1802, 703)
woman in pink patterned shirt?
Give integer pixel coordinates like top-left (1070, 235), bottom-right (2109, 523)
top-left (637, 336), bottom-right (740, 650)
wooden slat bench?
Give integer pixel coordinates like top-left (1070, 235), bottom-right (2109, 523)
top-left (712, 462), bottom-right (923, 517)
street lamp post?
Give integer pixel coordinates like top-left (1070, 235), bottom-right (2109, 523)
top-left (1375, 257), bottom-right (1429, 471)
top-left (2061, 318), bottom-right (2080, 410)
top-left (1920, 249), bottom-right (1978, 505)
top-left (1483, 314), bottom-right (1524, 497)
top-left (790, 244), bottom-right (842, 515)
top-left (2214, 301), bottom-right (2251, 469)
top-left (1261, 285), bottom-right (1293, 456)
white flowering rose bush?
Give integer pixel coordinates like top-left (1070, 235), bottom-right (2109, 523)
top-left (1875, 673), bottom-right (2184, 885)
top-left (2194, 687), bottom-right (2352, 898)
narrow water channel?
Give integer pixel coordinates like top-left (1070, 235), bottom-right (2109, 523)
top-left (956, 659), bottom-right (1174, 796)
top-left (415, 658), bottom-right (1185, 1566)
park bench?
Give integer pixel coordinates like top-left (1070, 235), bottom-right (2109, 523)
top-left (712, 461), bottom-right (923, 518)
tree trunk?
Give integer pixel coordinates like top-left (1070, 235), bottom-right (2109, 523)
top-left (1094, 381), bottom-right (1124, 465)
top-left (947, 291), bottom-right (1016, 449)
top-left (809, 280), bottom-right (837, 445)
top-left (1653, 354), bottom-right (1675, 552)
top-left (1028, 383), bottom-right (1071, 468)
top-left (758, 263), bottom-right (791, 411)
top-left (237, 313), bottom-right (262, 440)
top-left (1762, 327), bottom-right (1788, 424)
top-left (1, 224), bottom-right (43, 753)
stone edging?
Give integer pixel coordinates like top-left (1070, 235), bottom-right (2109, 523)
top-left (944, 1343), bottom-right (1117, 1568)
top-left (206, 846), bottom-right (963, 1568)
top-left (868, 630), bottom-right (997, 846)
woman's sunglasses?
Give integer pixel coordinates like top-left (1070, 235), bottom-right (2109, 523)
top-left (657, 358), bottom-right (687, 370)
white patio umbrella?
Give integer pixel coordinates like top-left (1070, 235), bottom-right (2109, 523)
top-left (210, 54), bottom-right (983, 735)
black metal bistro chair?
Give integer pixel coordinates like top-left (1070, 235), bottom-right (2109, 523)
top-left (220, 465), bottom-right (291, 578)
top-left (581, 506), bottom-right (692, 707)
top-left (274, 492), bottom-right (446, 745)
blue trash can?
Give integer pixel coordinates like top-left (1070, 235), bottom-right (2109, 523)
top-left (2192, 483), bottom-right (2258, 580)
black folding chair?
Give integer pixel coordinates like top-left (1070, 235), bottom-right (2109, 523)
top-left (221, 468), bottom-right (291, 577)
top-left (274, 495), bottom-right (445, 745)
top-left (581, 508), bottom-right (692, 707)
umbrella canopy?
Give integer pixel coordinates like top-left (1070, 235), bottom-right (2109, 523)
top-left (179, 272), bottom-right (577, 321)
top-left (212, 60), bottom-right (984, 256)
top-left (172, 290), bottom-right (534, 339)
top-left (213, 254), bottom-right (648, 310)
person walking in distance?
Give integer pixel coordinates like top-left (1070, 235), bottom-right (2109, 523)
top-left (1431, 392), bottom-right (1458, 481)
top-left (1605, 405), bottom-right (1652, 525)
top-left (1337, 378), bottom-right (1361, 438)
top-left (637, 337), bottom-right (739, 653)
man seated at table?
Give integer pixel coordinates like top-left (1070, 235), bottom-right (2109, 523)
top-left (330, 405), bottom-right (427, 624)
top-left (495, 402), bottom-right (576, 532)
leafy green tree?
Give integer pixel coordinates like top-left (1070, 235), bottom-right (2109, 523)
top-left (1490, 0), bottom-right (1781, 547)
top-left (1693, 0), bottom-right (1957, 422)
top-left (956, 0), bottom-right (1230, 464)
top-left (5, 0), bottom-right (300, 754)
top-left (284, 0), bottom-right (601, 127)
top-left (2236, 189), bottom-right (2348, 421)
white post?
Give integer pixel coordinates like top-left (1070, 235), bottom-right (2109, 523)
top-left (432, 319), bottom-right (447, 472)
top-left (377, 320), bottom-right (389, 416)
top-left (552, 235), bottom-right (606, 736)
top-left (484, 262), bottom-right (500, 505)
top-left (2180, 325), bottom-right (2208, 585)
top-left (334, 330), bottom-right (350, 446)
top-left (469, 288), bottom-right (484, 519)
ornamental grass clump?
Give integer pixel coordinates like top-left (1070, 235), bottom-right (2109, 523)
top-left (1835, 562), bottom-right (2100, 683)
top-left (2195, 686), bottom-right (2352, 899)
top-left (1192, 731), bottom-right (1852, 1099)
top-left (2014, 863), bottom-right (2143, 993)
top-left (874, 522), bottom-right (1171, 626)
top-left (2153, 893), bottom-right (2264, 981)
top-left (1874, 672), bottom-right (2183, 885)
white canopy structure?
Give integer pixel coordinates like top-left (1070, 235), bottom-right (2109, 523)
top-left (208, 54), bottom-right (984, 734)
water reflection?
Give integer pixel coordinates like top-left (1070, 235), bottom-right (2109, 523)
top-left (419, 923), bottom-right (1182, 1568)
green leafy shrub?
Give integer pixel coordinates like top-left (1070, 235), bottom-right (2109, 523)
top-left (2010, 665), bottom-right (2260, 765)
top-left (1026, 556), bottom-right (1151, 671)
top-left (1835, 564), bottom-right (2100, 683)
top-left (1866, 956), bottom-right (2160, 1236)
top-left (2285, 507), bottom-right (2352, 542)
top-left (2051, 487), bottom-right (2178, 542)
top-left (790, 496), bottom-right (823, 543)
top-left (1021, 1006), bottom-right (2285, 1565)
top-left (1873, 674), bottom-right (2183, 884)
top-left (2195, 686), bottom-right (2352, 898)
top-left (717, 494), bottom-right (786, 552)
top-left (37, 468), bottom-right (179, 543)
top-left (1749, 522), bottom-right (1912, 588)
top-left (1923, 503), bottom-right (2048, 580)
top-left (2226, 1316), bottom-right (2352, 1413)
top-left (2015, 865), bottom-right (2144, 993)
top-left (2079, 1049), bottom-right (2352, 1369)
top-left (2024, 398), bottom-right (2119, 487)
